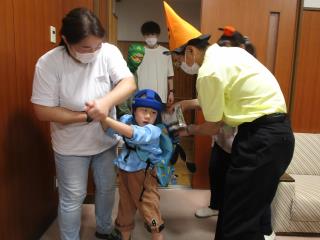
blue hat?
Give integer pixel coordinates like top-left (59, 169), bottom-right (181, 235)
top-left (132, 89), bottom-right (163, 112)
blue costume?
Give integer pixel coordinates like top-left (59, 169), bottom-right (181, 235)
top-left (112, 89), bottom-right (166, 235)
top-left (113, 114), bottom-right (163, 172)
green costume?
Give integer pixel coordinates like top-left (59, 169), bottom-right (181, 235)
top-left (127, 43), bottom-right (145, 73)
top-left (117, 44), bottom-right (145, 118)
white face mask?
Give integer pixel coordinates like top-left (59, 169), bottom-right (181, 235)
top-left (145, 37), bottom-right (158, 47)
top-left (74, 48), bottom-right (101, 64)
top-left (180, 52), bottom-right (200, 75)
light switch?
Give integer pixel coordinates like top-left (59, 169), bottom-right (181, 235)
top-left (50, 26), bottom-right (56, 43)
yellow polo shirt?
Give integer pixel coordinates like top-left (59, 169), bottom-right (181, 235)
top-left (196, 44), bottom-right (287, 127)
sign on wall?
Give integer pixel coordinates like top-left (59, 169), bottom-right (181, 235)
top-left (304, 0), bottom-right (320, 9)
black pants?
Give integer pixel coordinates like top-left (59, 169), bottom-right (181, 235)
top-left (214, 114), bottom-right (295, 240)
top-left (209, 144), bottom-right (230, 210)
top-left (209, 144), bottom-right (272, 235)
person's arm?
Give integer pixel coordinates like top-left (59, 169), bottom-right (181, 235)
top-left (170, 99), bottom-right (201, 113)
top-left (101, 117), bottom-right (133, 139)
top-left (181, 99), bottom-right (201, 111)
top-left (183, 121), bottom-right (223, 136)
top-left (32, 57), bottom-right (84, 124)
top-left (167, 51), bottom-right (175, 106)
top-left (85, 76), bottom-right (136, 120)
top-left (33, 104), bottom-right (87, 124)
top-left (167, 76), bottom-right (174, 105)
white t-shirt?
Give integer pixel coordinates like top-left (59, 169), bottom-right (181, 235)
top-left (31, 43), bottom-right (132, 156)
top-left (136, 45), bottom-right (174, 103)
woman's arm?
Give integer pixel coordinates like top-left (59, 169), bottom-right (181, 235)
top-left (85, 76), bottom-right (136, 121)
top-left (101, 117), bottom-right (133, 139)
top-left (33, 104), bottom-right (87, 124)
top-left (101, 76), bottom-right (136, 108)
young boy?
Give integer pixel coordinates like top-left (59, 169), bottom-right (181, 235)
top-left (101, 89), bottom-right (165, 240)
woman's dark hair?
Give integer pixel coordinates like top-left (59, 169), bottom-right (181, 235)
top-left (59, 8), bottom-right (105, 46)
top-left (217, 31), bottom-right (245, 46)
top-left (217, 28), bottom-right (257, 57)
top-left (243, 36), bottom-right (257, 57)
top-left (141, 21), bottom-right (161, 35)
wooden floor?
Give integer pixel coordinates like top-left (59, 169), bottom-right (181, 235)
top-left (41, 189), bottom-right (320, 240)
top-left (41, 137), bottom-right (320, 239)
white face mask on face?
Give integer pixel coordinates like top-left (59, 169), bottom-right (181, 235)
top-left (180, 52), bottom-right (200, 75)
top-left (145, 37), bottom-right (158, 47)
top-left (74, 48), bottom-right (101, 64)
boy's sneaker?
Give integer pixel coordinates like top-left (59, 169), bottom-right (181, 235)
top-left (264, 231), bottom-right (276, 240)
top-left (195, 207), bottom-right (219, 218)
top-left (95, 228), bottom-right (122, 240)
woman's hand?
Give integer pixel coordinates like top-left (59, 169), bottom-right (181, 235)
top-left (85, 76), bottom-right (136, 121)
top-left (85, 99), bottom-right (111, 121)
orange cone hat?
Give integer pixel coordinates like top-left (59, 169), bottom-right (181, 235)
top-left (163, 1), bottom-right (207, 52)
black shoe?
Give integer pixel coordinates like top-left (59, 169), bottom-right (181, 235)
top-left (95, 228), bottom-right (122, 240)
top-left (186, 162), bottom-right (196, 173)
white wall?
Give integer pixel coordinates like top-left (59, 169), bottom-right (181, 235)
top-left (115, 0), bottom-right (201, 42)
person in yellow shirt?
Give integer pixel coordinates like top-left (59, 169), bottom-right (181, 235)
top-left (163, 2), bottom-right (295, 240)
top-left (195, 26), bottom-right (256, 217)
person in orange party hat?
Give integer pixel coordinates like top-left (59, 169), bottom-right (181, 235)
top-left (163, 2), bottom-right (294, 240)
top-left (195, 25), bottom-right (257, 218)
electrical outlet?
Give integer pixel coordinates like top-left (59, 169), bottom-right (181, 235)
top-left (50, 26), bottom-right (56, 43)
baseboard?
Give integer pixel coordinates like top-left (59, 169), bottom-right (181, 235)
top-left (276, 232), bottom-right (320, 236)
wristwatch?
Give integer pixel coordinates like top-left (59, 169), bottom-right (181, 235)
top-left (86, 112), bottom-right (93, 123)
top-left (169, 89), bottom-right (175, 94)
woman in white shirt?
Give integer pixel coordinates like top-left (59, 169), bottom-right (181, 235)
top-left (31, 8), bottom-right (135, 240)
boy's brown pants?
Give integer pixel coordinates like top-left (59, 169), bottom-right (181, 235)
top-left (115, 168), bottom-right (164, 233)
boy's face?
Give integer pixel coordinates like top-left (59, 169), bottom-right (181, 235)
top-left (134, 107), bottom-right (158, 126)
